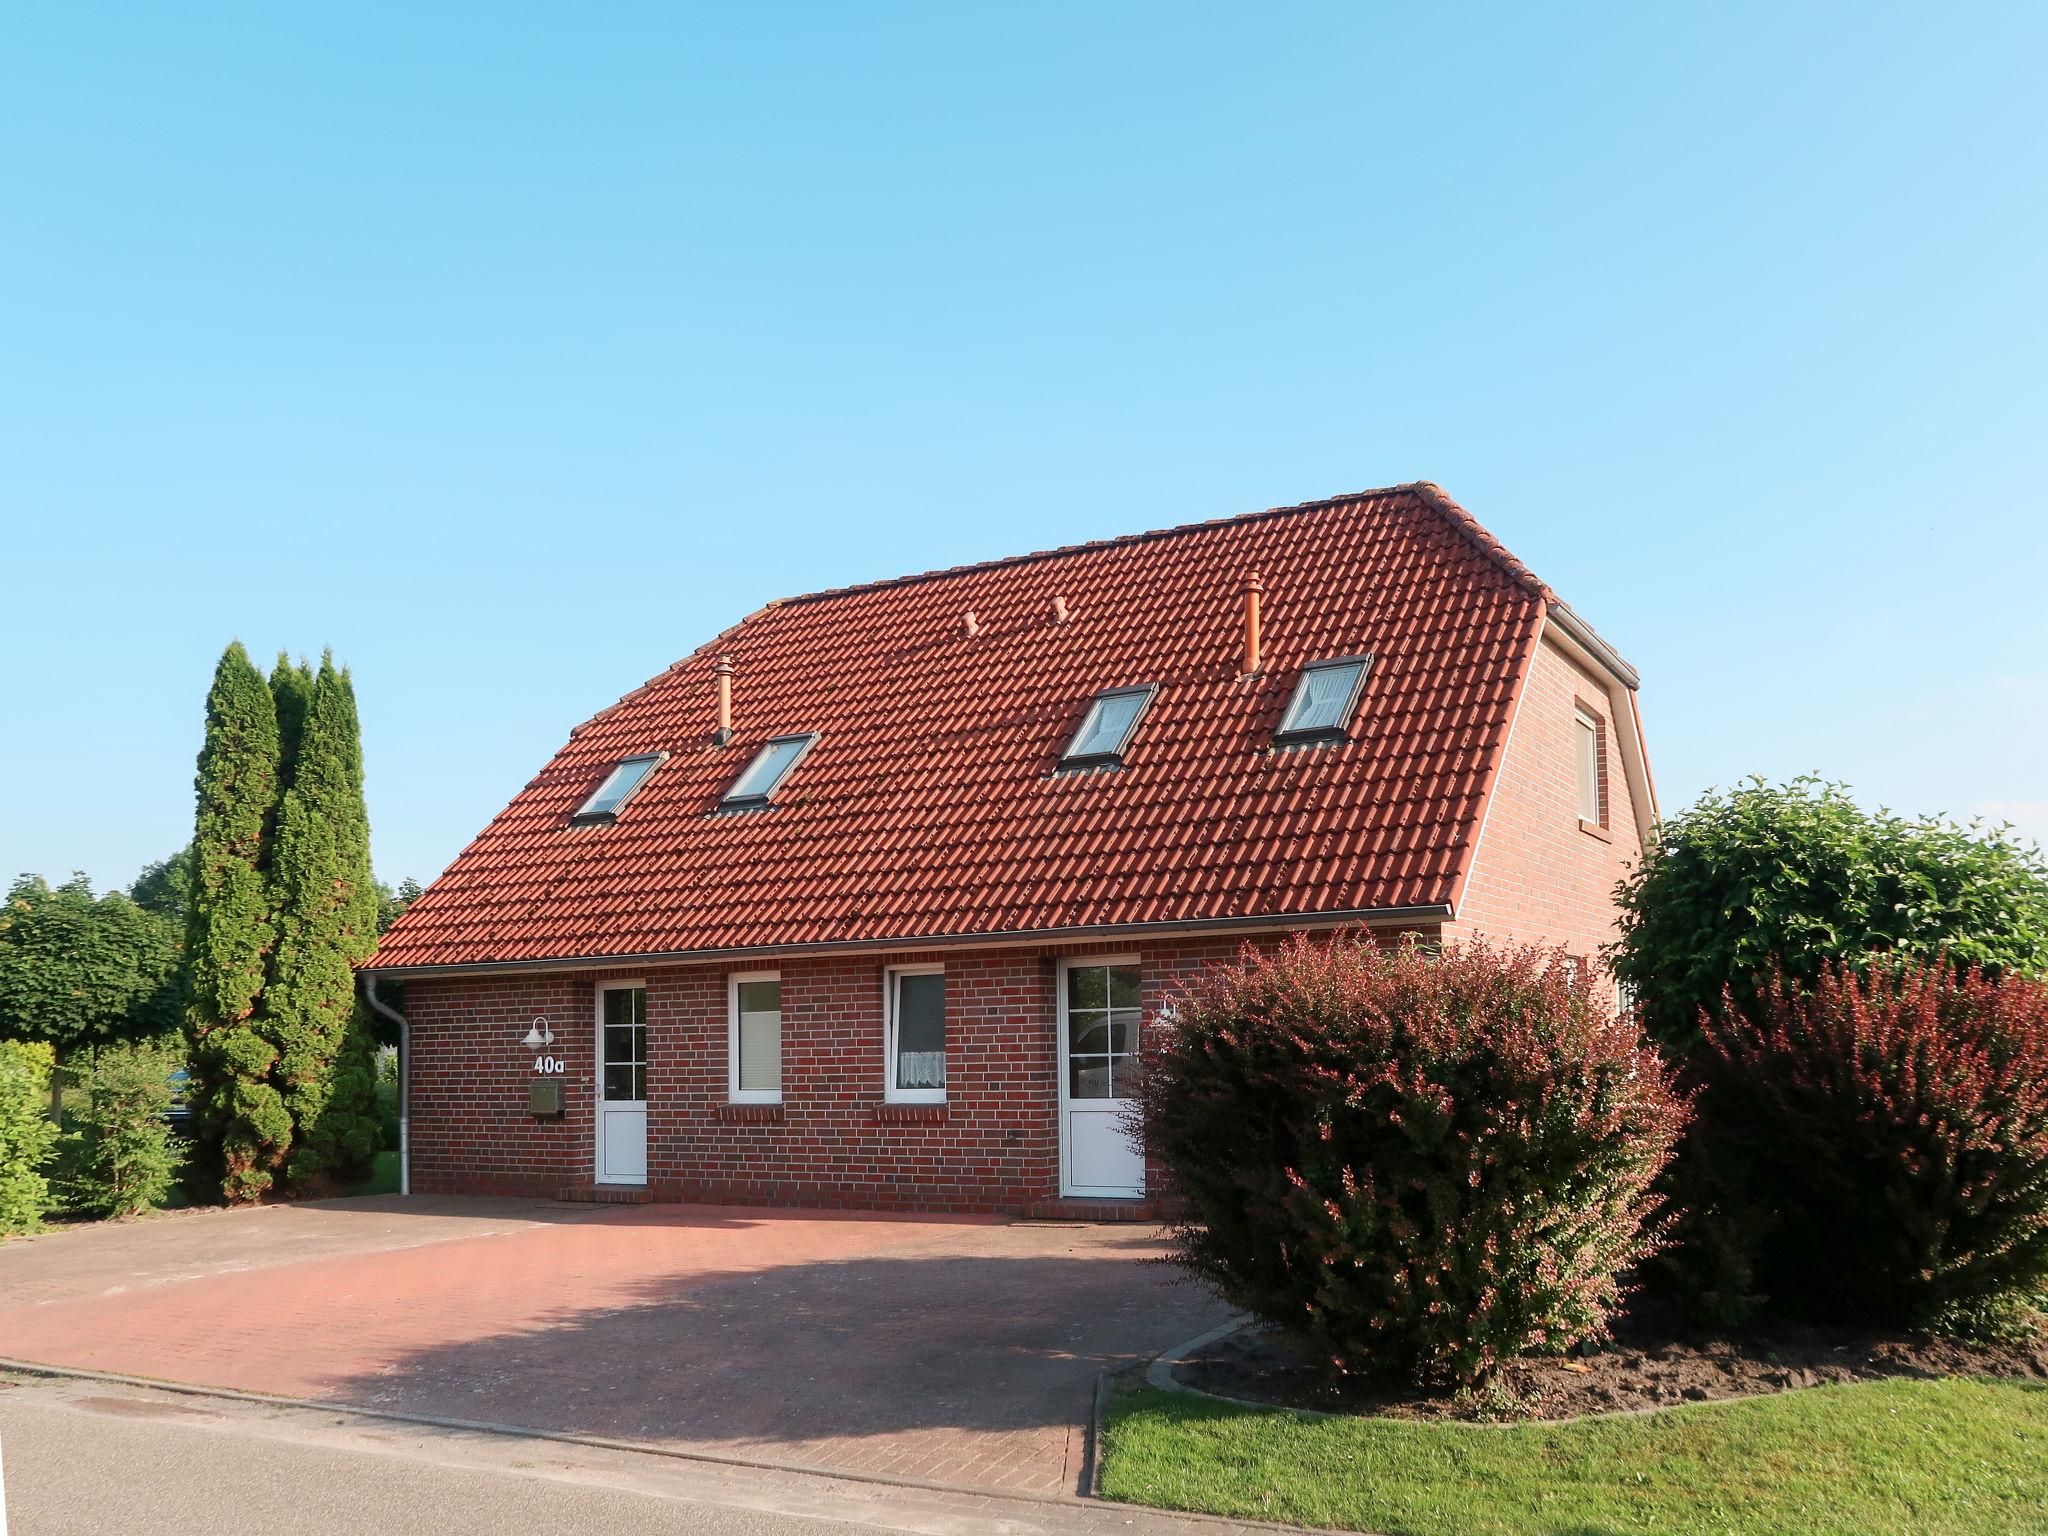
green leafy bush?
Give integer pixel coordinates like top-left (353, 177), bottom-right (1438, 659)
top-left (1, 1039), bottom-right (59, 1234)
top-left (1693, 958), bottom-right (2048, 1329)
top-left (1138, 936), bottom-right (1689, 1389)
top-left (64, 1042), bottom-right (184, 1219)
top-left (1611, 777), bottom-right (2048, 1049)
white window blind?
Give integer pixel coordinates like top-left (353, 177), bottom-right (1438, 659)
top-left (733, 977), bottom-right (782, 1097)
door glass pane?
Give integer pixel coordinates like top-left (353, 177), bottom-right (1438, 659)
top-left (601, 987), bottom-right (646, 1101)
top-left (1069, 1056), bottom-right (1112, 1099)
top-left (894, 971), bottom-right (946, 1090)
top-left (1067, 966), bottom-right (1108, 1011)
top-left (1107, 1010), bottom-right (1140, 1054)
top-left (1108, 965), bottom-right (1141, 1009)
top-left (1106, 1052), bottom-right (1141, 1099)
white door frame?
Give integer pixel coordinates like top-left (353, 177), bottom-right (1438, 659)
top-left (594, 978), bottom-right (647, 1185)
top-left (1055, 954), bottom-right (1145, 1198)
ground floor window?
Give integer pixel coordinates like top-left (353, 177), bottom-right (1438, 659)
top-left (729, 971), bottom-right (782, 1102)
top-left (885, 965), bottom-right (946, 1102)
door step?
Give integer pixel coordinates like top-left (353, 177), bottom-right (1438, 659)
top-left (1023, 1196), bottom-right (1159, 1223)
top-left (555, 1185), bottom-right (654, 1205)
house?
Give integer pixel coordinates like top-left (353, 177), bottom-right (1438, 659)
top-left (362, 484), bottom-right (1654, 1213)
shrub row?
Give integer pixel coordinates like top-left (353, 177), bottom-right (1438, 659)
top-left (1142, 935), bottom-right (2048, 1392)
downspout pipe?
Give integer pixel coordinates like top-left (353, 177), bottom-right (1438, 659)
top-left (361, 974), bottom-right (410, 1197)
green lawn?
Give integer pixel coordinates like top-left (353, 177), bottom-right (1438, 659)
top-left (1100, 1376), bottom-right (2048, 1536)
top-left (348, 1150), bottom-right (401, 1197)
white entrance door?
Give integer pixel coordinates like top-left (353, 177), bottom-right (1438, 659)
top-left (1057, 958), bottom-right (1145, 1197)
top-left (596, 982), bottom-right (647, 1184)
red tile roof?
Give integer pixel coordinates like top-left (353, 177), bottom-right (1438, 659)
top-left (367, 484), bottom-right (1561, 973)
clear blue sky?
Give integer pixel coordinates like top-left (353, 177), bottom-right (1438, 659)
top-left (4, 3), bottom-right (2044, 895)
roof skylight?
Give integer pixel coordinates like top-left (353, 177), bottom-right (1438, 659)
top-left (573, 753), bottom-right (665, 824)
top-left (1274, 656), bottom-right (1371, 745)
top-left (721, 733), bottom-right (819, 810)
top-left (1060, 685), bottom-right (1156, 768)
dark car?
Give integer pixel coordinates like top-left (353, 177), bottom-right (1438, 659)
top-left (165, 1068), bottom-right (195, 1136)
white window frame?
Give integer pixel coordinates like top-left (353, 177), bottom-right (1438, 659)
top-left (727, 969), bottom-right (783, 1104)
top-left (1574, 708), bottom-right (1605, 826)
top-left (883, 964), bottom-right (947, 1104)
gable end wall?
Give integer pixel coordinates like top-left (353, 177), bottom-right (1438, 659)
top-left (1445, 632), bottom-right (1642, 981)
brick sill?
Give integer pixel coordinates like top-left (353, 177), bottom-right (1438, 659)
top-left (871, 1103), bottom-right (949, 1125)
top-left (714, 1103), bottom-right (786, 1124)
top-left (1578, 818), bottom-right (1613, 843)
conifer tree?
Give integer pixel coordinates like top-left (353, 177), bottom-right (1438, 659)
top-left (266, 653), bottom-right (383, 1186)
top-left (270, 653), bottom-right (314, 797)
top-left (184, 643), bottom-right (288, 1202)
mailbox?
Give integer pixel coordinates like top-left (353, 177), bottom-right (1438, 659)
top-left (529, 1079), bottom-right (564, 1117)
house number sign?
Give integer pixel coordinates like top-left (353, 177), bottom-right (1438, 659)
top-left (534, 1054), bottom-right (566, 1075)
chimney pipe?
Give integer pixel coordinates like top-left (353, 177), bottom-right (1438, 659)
top-left (714, 655), bottom-right (733, 746)
top-left (1243, 571), bottom-right (1264, 675)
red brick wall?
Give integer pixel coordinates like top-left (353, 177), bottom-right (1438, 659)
top-left (1444, 633), bottom-right (1644, 982)
top-left (402, 934), bottom-right (1334, 1212)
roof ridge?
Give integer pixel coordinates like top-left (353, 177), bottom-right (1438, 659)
top-left (772, 481), bottom-right (1542, 608)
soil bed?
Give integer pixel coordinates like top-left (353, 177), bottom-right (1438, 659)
top-left (1174, 1296), bottom-right (2048, 1421)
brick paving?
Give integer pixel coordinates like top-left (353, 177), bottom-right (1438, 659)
top-left (0, 1195), bottom-right (1230, 1495)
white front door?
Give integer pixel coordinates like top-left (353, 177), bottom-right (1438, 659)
top-left (596, 983), bottom-right (647, 1184)
top-left (1057, 958), bottom-right (1145, 1197)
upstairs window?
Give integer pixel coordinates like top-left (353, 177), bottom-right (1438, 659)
top-left (1061, 685), bottom-right (1156, 768)
top-left (1274, 656), bottom-right (1371, 745)
top-left (720, 733), bottom-right (818, 810)
top-left (573, 753), bottom-right (665, 824)
top-left (1575, 708), bottom-right (1606, 826)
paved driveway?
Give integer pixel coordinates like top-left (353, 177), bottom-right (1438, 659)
top-left (0, 1197), bottom-right (1229, 1495)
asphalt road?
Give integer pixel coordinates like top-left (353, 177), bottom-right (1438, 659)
top-left (0, 1372), bottom-right (1255, 1536)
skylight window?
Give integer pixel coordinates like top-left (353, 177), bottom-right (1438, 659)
top-left (1060, 685), bottom-right (1156, 768)
top-left (720, 733), bottom-right (818, 810)
top-left (1274, 656), bottom-right (1371, 745)
top-left (572, 753), bottom-right (665, 824)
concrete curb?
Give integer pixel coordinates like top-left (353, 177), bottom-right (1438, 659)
top-left (1144, 1312), bottom-right (1262, 1403)
top-left (1080, 1368), bottom-right (1112, 1497)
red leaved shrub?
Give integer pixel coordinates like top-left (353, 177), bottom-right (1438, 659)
top-left (1138, 935), bottom-right (1687, 1389)
top-left (1697, 958), bottom-right (2048, 1327)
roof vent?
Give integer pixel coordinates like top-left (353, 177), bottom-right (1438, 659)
top-left (714, 655), bottom-right (734, 747)
top-left (1243, 571), bottom-right (1264, 675)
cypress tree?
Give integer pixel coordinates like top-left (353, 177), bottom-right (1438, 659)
top-left (270, 653), bottom-right (314, 797)
top-left (184, 642), bottom-right (289, 1202)
top-left (267, 653), bottom-right (383, 1187)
